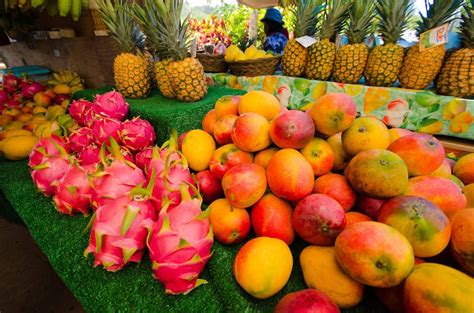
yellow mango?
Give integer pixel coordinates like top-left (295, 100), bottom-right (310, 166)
top-left (300, 246), bottom-right (365, 309)
top-left (1, 135), bottom-right (38, 160)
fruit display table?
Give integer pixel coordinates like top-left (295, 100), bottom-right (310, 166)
top-left (0, 86), bottom-right (388, 312)
top-left (206, 74), bottom-right (474, 141)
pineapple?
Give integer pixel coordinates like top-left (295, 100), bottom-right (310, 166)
top-left (96, 0), bottom-right (151, 99)
top-left (306, 0), bottom-right (351, 80)
top-left (364, 0), bottom-right (413, 87)
top-left (399, 0), bottom-right (462, 90)
top-left (135, 0), bottom-right (206, 102)
top-left (437, 0), bottom-right (473, 98)
top-left (282, 0), bottom-right (323, 77)
top-left (332, 0), bottom-right (375, 84)
top-left (130, 0), bottom-right (176, 98)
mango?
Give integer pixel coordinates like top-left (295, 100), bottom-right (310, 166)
top-left (404, 263), bottom-right (474, 313)
top-left (300, 246), bottom-right (364, 309)
top-left (0, 129), bottom-right (33, 140)
top-left (0, 135), bottom-right (38, 160)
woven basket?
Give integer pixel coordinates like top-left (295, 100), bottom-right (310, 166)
top-left (196, 53), bottom-right (227, 73)
top-left (226, 56), bottom-right (281, 77)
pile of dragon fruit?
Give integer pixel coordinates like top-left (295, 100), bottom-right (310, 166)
top-left (27, 91), bottom-right (213, 295)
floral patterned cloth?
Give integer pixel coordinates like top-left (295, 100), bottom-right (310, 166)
top-left (206, 73), bottom-right (474, 141)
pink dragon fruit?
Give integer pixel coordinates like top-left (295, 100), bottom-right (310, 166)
top-left (135, 147), bottom-right (154, 171)
top-left (120, 118), bottom-right (156, 151)
top-left (146, 132), bottom-right (193, 210)
top-left (91, 117), bottom-right (121, 145)
top-left (78, 145), bottom-right (101, 165)
top-left (93, 91), bottom-right (129, 121)
top-left (84, 176), bottom-right (157, 271)
top-left (147, 184), bottom-right (213, 294)
top-left (69, 99), bottom-right (95, 126)
top-left (0, 89), bottom-right (9, 104)
top-left (53, 165), bottom-right (94, 215)
top-left (21, 81), bottom-right (44, 99)
top-left (30, 154), bottom-right (73, 196)
top-left (68, 127), bottom-right (93, 153)
top-left (90, 138), bottom-right (145, 210)
top-left (28, 135), bottom-right (69, 169)
top-left (3, 74), bottom-right (20, 94)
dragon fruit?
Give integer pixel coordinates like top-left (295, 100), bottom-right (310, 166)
top-left (30, 154), bottom-right (73, 196)
top-left (147, 184), bottom-right (213, 294)
top-left (0, 89), bottom-right (9, 104)
top-left (90, 138), bottom-right (145, 209)
top-left (78, 145), bottom-right (101, 165)
top-left (69, 99), bottom-right (95, 126)
top-left (28, 135), bottom-right (69, 168)
top-left (146, 132), bottom-right (192, 210)
top-left (21, 81), bottom-right (44, 99)
top-left (53, 165), bottom-right (94, 215)
top-left (3, 74), bottom-right (20, 94)
top-left (85, 176), bottom-right (157, 271)
top-left (105, 145), bottom-right (135, 164)
top-left (68, 127), bottom-right (93, 153)
top-left (120, 118), bottom-right (156, 151)
top-left (135, 147), bottom-right (154, 171)
top-left (93, 91), bottom-right (129, 121)
top-left (91, 117), bottom-right (121, 145)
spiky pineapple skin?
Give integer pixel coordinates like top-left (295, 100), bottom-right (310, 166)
top-left (437, 48), bottom-right (474, 98)
top-left (333, 43), bottom-right (368, 84)
top-left (282, 39), bottom-right (307, 77)
top-left (306, 39), bottom-right (336, 81)
top-left (365, 43), bottom-right (405, 87)
top-left (155, 59), bottom-right (176, 99)
top-left (168, 57), bottom-right (207, 102)
top-left (399, 44), bottom-right (445, 90)
top-left (114, 53), bottom-right (151, 99)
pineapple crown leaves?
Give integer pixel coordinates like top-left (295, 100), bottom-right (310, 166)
top-left (150, 0), bottom-right (191, 61)
top-left (317, 0), bottom-right (351, 40)
top-left (376, 0), bottom-right (414, 44)
top-left (96, 0), bottom-right (144, 54)
top-left (346, 0), bottom-right (376, 44)
top-left (291, 0), bottom-right (325, 38)
top-left (461, 0), bottom-right (474, 47)
top-left (417, 0), bottom-right (463, 34)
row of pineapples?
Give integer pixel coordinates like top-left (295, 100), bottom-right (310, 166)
top-left (282, 0), bottom-right (473, 99)
top-left (96, 0), bottom-right (207, 102)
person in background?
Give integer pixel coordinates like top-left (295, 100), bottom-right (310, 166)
top-left (261, 8), bottom-right (288, 54)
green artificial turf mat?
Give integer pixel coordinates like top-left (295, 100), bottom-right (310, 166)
top-left (1, 87), bottom-right (388, 312)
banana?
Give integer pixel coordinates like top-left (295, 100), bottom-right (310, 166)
top-left (52, 72), bottom-right (62, 82)
top-left (31, 0), bottom-right (44, 8)
top-left (69, 77), bottom-right (82, 86)
top-left (80, 0), bottom-right (87, 9)
top-left (71, 0), bottom-right (81, 22)
top-left (58, 0), bottom-right (71, 17)
top-left (18, 0), bottom-right (26, 8)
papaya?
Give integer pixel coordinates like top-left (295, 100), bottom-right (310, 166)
top-left (404, 263), bottom-right (474, 313)
top-left (1, 136), bottom-right (38, 160)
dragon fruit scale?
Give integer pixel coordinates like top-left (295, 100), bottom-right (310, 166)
top-left (148, 184), bottom-right (213, 295)
top-left (90, 138), bottom-right (145, 210)
top-left (91, 117), bottom-right (121, 146)
top-left (84, 177), bottom-right (157, 271)
top-left (120, 118), bottom-right (156, 151)
top-left (69, 99), bottom-right (95, 127)
top-left (78, 145), bottom-right (101, 165)
top-left (93, 91), bottom-right (129, 121)
top-left (28, 135), bottom-right (69, 169)
top-left (68, 127), bottom-right (93, 153)
top-left (53, 165), bottom-right (94, 215)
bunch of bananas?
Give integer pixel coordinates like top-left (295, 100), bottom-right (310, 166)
top-left (48, 69), bottom-right (85, 95)
top-left (3, 0), bottom-right (88, 21)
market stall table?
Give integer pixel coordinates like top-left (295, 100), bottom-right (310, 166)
top-left (0, 86), bottom-right (389, 312)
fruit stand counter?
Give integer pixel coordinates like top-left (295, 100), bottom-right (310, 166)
top-left (207, 74), bottom-right (474, 141)
top-left (0, 86), bottom-right (388, 312)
